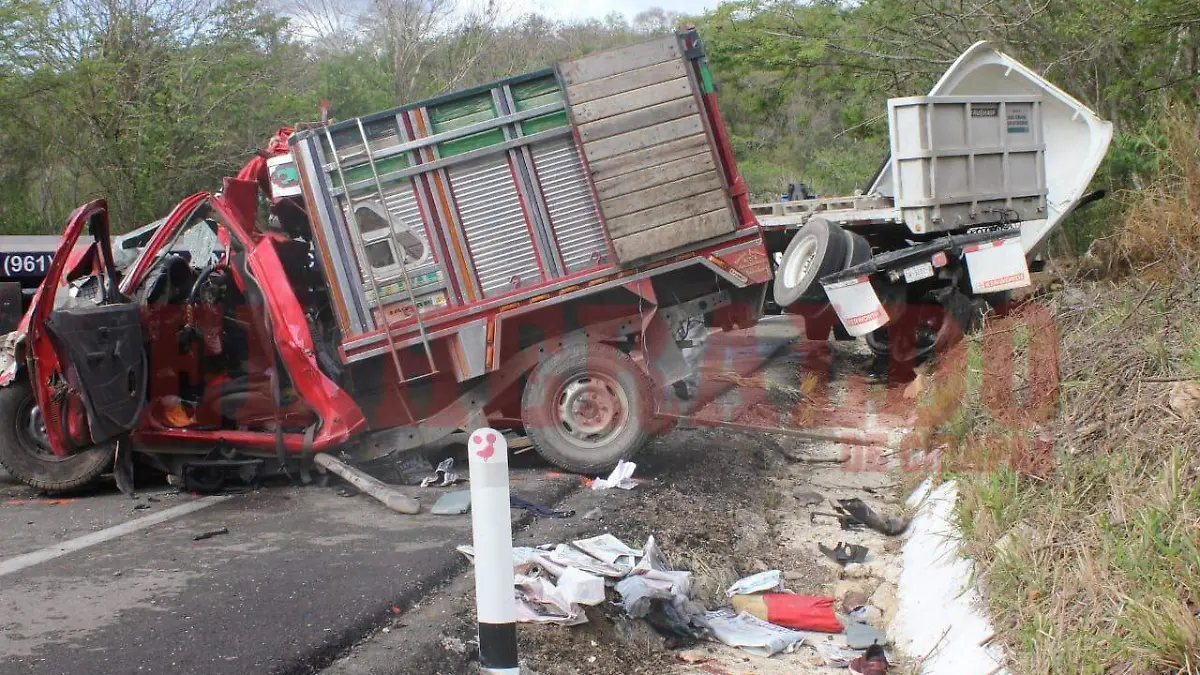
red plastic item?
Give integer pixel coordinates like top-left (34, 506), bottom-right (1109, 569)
top-left (731, 593), bottom-right (844, 633)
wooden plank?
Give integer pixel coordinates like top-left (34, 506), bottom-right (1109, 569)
top-left (566, 60), bottom-right (688, 106)
top-left (570, 78), bottom-right (692, 125)
top-left (582, 115), bottom-right (704, 164)
top-left (612, 210), bottom-right (736, 263)
top-left (589, 134), bottom-right (710, 184)
top-left (577, 96), bottom-right (698, 143)
top-left (595, 152), bottom-right (714, 201)
top-left (601, 172), bottom-right (723, 219)
top-left (605, 189), bottom-right (729, 238)
top-left (558, 37), bottom-right (680, 86)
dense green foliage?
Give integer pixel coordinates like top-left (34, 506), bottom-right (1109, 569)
top-left (0, 0), bottom-right (1197, 235)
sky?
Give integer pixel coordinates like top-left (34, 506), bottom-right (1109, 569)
top-left (510, 0), bottom-right (720, 21)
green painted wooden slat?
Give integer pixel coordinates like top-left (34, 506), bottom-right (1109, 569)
top-left (511, 76), bottom-right (563, 111)
top-left (521, 111), bottom-right (569, 135)
top-left (331, 154), bottom-right (412, 188)
top-left (429, 93), bottom-right (497, 133)
top-left (439, 128), bottom-right (506, 158)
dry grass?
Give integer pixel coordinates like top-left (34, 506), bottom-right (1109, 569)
top-left (906, 127), bottom-right (1200, 672)
top-left (1100, 109), bottom-right (1200, 281)
top-left (917, 271), bottom-right (1200, 674)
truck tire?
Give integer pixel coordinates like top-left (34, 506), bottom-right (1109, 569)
top-left (522, 343), bottom-right (654, 474)
top-left (844, 231), bottom-right (872, 269)
top-left (773, 218), bottom-right (850, 309)
top-left (0, 379), bottom-right (111, 492)
top-left (865, 293), bottom-right (987, 361)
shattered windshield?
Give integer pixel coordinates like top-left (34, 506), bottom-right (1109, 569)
top-left (166, 217), bottom-right (222, 267)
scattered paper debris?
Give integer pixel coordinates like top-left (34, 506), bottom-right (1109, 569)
top-left (703, 609), bottom-right (804, 657)
top-left (591, 460), bottom-right (637, 490)
top-left (725, 570), bottom-right (783, 597)
top-left (572, 533), bottom-right (642, 566)
top-left (514, 573), bottom-right (588, 625)
top-left (548, 544), bottom-right (630, 578)
top-left (557, 567), bottom-right (606, 606)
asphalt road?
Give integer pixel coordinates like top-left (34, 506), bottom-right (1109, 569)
top-left (0, 468), bottom-right (579, 675)
top-left (0, 317), bottom-right (803, 675)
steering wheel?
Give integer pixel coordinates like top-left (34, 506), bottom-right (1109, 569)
top-left (178, 261), bottom-right (229, 355)
top-left (185, 261), bottom-right (229, 306)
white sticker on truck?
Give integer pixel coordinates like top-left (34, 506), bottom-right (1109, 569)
top-left (963, 237), bottom-right (1031, 293)
top-left (822, 275), bottom-right (890, 337)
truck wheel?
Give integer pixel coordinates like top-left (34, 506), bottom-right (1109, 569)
top-left (0, 379), bottom-right (111, 492)
top-left (773, 218), bottom-right (850, 309)
top-left (844, 231), bottom-right (872, 269)
top-left (522, 343), bottom-right (653, 474)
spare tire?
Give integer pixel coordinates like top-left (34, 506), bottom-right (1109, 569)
top-left (773, 218), bottom-right (850, 308)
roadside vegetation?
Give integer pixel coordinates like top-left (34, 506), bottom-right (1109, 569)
top-left (913, 111), bottom-right (1200, 674)
top-left (0, 0), bottom-right (1198, 247)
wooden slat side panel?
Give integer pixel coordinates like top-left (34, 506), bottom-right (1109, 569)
top-left (606, 190), bottom-right (728, 238)
top-left (611, 210), bottom-right (735, 263)
top-left (600, 173), bottom-right (722, 219)
top-left (582, 116), bottom-right (704, 163)
top-left (571, 78), bottom-right (692, 125)
top-left (577, 96), bottom-right (698, 143)
top-left (589, 134), bottom-right (710, 185)
top-left (595, 152), bottom-right (714, 201)
top-left (565, 60), bottom-right (688, 105)
top-left (558, 37), bottom-right (681, 85)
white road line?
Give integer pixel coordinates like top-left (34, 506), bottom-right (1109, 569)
top-left (0, 495), bottom-right (231, 579)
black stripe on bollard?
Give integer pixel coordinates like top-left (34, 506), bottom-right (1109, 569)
top-left (477, 622), bottom-right (518, 670)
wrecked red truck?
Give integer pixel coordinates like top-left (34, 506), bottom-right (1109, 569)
top-left (0, 30), bottom-right (772, 492)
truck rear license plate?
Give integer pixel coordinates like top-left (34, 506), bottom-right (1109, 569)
top-left (903, 262), bottom-right (934, 283)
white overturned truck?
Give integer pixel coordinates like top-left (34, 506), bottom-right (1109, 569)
top-left (760, 43), bottom-right (1112, 370)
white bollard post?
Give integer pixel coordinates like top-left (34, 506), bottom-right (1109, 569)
top-left (467, 427), bottom-right (519, 674)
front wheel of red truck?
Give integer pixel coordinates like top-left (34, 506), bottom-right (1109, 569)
top-left (522, 343), bottom-right (654, 474)
top-left (0, 378), bottom-right (111, 492)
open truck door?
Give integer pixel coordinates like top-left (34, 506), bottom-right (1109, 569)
top-left (0, 200), bottom-right (148, 491)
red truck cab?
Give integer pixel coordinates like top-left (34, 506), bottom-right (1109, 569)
top-left (0, 30), bottom-right (771, 492)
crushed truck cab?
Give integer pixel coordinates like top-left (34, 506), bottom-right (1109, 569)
top-left (0, 30), bottom-right (772, 492)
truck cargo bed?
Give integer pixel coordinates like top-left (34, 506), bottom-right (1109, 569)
top-left (288, 30), bottom-right (763, 361)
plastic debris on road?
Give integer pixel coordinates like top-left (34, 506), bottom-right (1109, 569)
top-left (703, 608), bottom-right (805, 657)
top-left (591, 460), bottom-right (637, 490)
top-left (813, 640), bottom-right (859, 667)
top-left (725, 570), bottom-right (783, 597)
top-left (430, 490), bottom-right (471, 515)
top-left (420, 458), bottom-right (459, 487)
top-left (730, 593), bottom-right (843, 633)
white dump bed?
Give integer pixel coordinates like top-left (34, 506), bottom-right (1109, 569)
top-left (871, 42), bottom-right (1113, 255)
top-left (888, 95), bottom-right (1046, 235)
